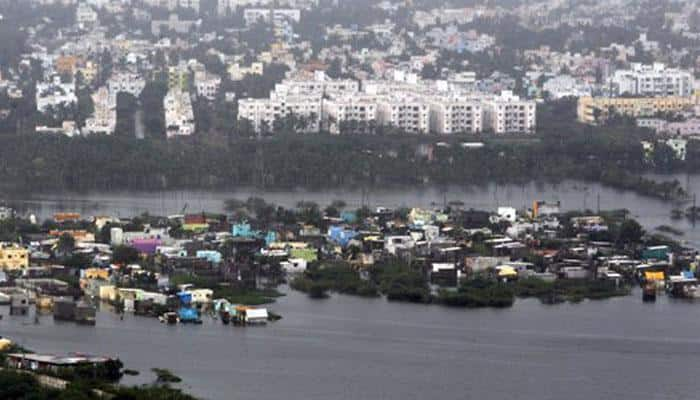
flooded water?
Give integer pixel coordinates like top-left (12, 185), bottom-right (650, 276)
top-left (2, 178), bottom-right (700, 399)
top-left (3, 288), bottom-right (700, 400)
top-left (4, 176), bottom-right (700, 245)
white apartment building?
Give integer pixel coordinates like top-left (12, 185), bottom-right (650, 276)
top-left (275, 71), bottom-right (359, 96)
top-left (84, 86), bottom-right (116, 135)
top-left (483, 91), bottom-right (536, 134)
top-left (611, 63), bottom-right (694, 97)
top-left (144, 0), bottom-right (200, 12)
top-left (542, 75), bottom-right (593, 99)
top-left (228, 62), bottom-right (264, 81)
top-left (164, 89), bottom-right (195, 137)
top-left (323, 95), bottom-right (378, 134)
top-left (194, 73), bottom-right (221, 101)
top-left (218, 0), bottom-right (317, 15)
top-left (107, 72), bottom-right (146, 98)
top-left (238, 93), bottom-right (321, 133)
top-left (429, 96), bottom-right (482, 134)
top-left (76, 3), bottom-right (98, 26)
top-left (36, 76), bottom-right (77, 113)
top-left (376, 95), bottom-right (430, 134)
top-left (243, 9), bottom-right (301, 25)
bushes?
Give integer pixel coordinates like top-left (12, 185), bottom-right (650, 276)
top-left (437, 279), bottom-right (515, 308)
top-left (292, 263), bottom-right (379, 298)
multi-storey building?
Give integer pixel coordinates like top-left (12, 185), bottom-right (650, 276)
top-left (238, 93), bottom-right (322, 133)
top-left (577, 95), bottom-right (696, 124)
top-left (275, 71), bottom-right (359, 96)
top-left (84, 86), bottom-right (116, 135)
top-left (610, 63), bottom-right (694, 97)
top-left (376, 95), bottom-right (430, 134)
top-left (108, 72), bottom-right (146, 98)
top-left (144, 0), bottom-right (200, 12)
top-left (483, 91), bottom-right (536, 134)
top-left (164, 89), bottom-right (195, 137)
top-left (324, 95), bottom-right (378, 134)
top-left (194, 72), bottom-right (221, 101)
top-left (35, 76), bottom-right (77, 113)
top-left (429, 96), bottom-right (482, 134)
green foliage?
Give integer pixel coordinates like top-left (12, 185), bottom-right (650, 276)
top-left (291, 262), bottom-right (379, 298)
top-left (112, 245), bottom-right (140, 265)
top-left (437, 278), bottom-right (515, 308)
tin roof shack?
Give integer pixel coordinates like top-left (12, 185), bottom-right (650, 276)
top-left (10, 293), bottom-right (29, 316)
top-left (5, 353), bottom-right (122, 381)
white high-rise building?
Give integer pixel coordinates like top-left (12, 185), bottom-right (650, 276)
top-left (238, 93), bottom-right (321, 133)
top-left (36, 76), bottom-right (77, 113)
top-left (429, 96), bottom-right (482, 134)
top-left (107, 72), bottom-right (146, 98)
top-left (84, 86), bottom-right (116, 135)
top-left (376, 95), bottom-right (430, 134)
top-left (324, 95), bottom-right (378, 134)
top-left (164, 89), bottom-right (195, 137)
top-left (483, 91), bottom-right (536, 134)
top-left (611, 63), bottom-right (694, 97)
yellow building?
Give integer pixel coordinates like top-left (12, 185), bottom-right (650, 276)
top-left (577, 96), bottom-right (697, 124)
top-left (0, 243), bottom-right (29, 271)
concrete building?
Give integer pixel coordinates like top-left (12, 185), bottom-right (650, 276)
top-left (108, 72), bottom-right (146, 98)
top-left (35, 76), bottom-right (77, 113)
top-left (324, 95), bottom-right (378, 134)
top-left (376, 95), bottom-right (430, 134)
top-left (164, 89), bottom-right (195, 137)
top-left (84, 86), bottom-right (116, 135)
top-left (610, 63), bottom-right (694, 97)
top-left (238, 93), bottom-right (322, 133)
top-left (429, 96), bottom-right (482, 134)
top-left (194, 72), bottom-right (221, 101)
top-left (483, 91), bottom-right (536, 134)
top-left (577, 96), bottom-right (696, 124)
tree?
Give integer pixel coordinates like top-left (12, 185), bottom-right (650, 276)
top-left (112, 245), bottom-right (140, 265)
top-left (617, 219), bottom-right (644, 247)
top-left (57, 233), bottom-right (75, 256)
top-left (140, 81), bottom-right (169, 138)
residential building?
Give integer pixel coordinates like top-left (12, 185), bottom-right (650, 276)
top-left (108, 72), bottom-right (146, 98)
top-left (543, 75), bottom-right (593, 99)
top-left (577, 96), bottom-right (696, 124)
top-left (194, 71), bottom-right (221, 101)
top-left (238, 93), bottom-right (322, 133)
top-left (76, 3), bottom-right (98, 26)
top-left (483, 91), bottom-right (536, 134)
top-left (84, 86), bottom-right (116, 135)
top-left (164, 89), bottom-right (195, 137)
top-left (429, 96), bottom-right (482, 134)
top-left (610, 63), bottom-right (694, 97)
top-left (324, 95), bottom-right (378, 134)
top-left (376, 95), bottom-right (430, 134)
top-left (35, 76), bottom-right (77, 113)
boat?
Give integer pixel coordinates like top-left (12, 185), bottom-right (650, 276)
top-left (159, 312), bottom-right (179, 325)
